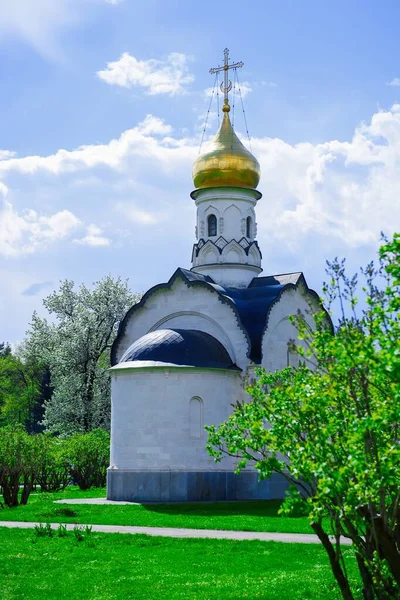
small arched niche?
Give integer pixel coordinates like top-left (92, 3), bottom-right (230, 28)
top-left (189, 396), bottom-right (203, 439)
top-left (246, 216), bottom-right (252, 238)
top-left (207, 214), bottom-right (217, 237)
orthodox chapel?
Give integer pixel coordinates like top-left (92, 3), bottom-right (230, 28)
top-left (107, 50), bottom-right (323, 502)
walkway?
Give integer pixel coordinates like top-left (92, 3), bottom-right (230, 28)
top-left (0, 521), bottom-right (352, 545)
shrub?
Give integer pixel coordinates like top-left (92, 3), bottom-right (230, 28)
top-left (34, 434), bottom-right (71, 492)
top-left (66, 429), bottom-right (110, 490)
top-left (0, 426), bottom-right (38, 507)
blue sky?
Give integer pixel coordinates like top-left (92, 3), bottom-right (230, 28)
top-left (1, 0), bottom-right (400, 344)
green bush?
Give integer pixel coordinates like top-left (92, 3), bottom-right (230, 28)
top-left (0, 428), bottom-right (110, 506)
top-left (35, 434), bottom-right (71, 492)
top-left (66, 429), bottom-right (110, 490)
top-left (0, 426), bottom-right (38, 507)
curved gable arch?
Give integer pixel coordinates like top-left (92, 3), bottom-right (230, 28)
top-left (112, 269), bottom-right (251, 369)
top-left (261, 284), bottom-right (322, 372)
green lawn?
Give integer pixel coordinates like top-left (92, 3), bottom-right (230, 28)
top-left (0, 528), bottom-right (359, 600)
top-left (0, 487), bottom-right (317, 534)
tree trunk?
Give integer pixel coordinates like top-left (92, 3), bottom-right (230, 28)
top-left (373, 517), bottom-right (400, 590)
top-left (355, 554), bottom-right (375, 600)
top-left (311, 521), bottom-right (355, 600)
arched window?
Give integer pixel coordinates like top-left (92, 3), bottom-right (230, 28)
top-left (207, 214), bottom-right (217, 237)
top-left (246, 216), bottom-right (252, 238)
top-left (189, 397), bottom-right (203, 438)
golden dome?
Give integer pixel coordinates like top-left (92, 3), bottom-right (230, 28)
top-left (192, 101), bottom-right (260, 190)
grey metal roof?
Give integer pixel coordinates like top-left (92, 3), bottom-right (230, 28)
top-left (118, 329), bottom-right (240, 370)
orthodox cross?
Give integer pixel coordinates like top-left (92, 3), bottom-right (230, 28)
top-left (209, 48), bottom-right (243, 104)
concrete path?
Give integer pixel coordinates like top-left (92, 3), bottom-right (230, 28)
top-left (0, 521), bottom-right (352, 545)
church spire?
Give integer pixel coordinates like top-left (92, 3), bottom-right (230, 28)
top-left (190, 49), bottom-right (262, 289)
top-left (192, 48), bottom-right (260, 191)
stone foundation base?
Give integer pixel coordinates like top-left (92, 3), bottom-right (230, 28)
top-left (107, 469), bottom-right (288, 502)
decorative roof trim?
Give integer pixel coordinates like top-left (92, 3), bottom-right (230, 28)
top-left (193, 238), bottom-right (262, 258)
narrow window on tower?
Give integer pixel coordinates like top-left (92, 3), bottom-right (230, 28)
top-left (208, 214), bottom-right (217, 237)
top-left (246, 216), bottom-right (252, 238)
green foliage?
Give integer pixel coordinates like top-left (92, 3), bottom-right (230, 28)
top-left (206, 234), bottom-right (400, 600)
top-left (0, 430), bottom-right (109, 507)
top-left (57, 523), bottom-right (68, 538)
top-left (66, 429), bottom-right (110, 490)
top-left (72, 524), bottom-right (93, 543)
top-left (279, 485), bottom-right (309, 517)
top-left (0, 426), bottom-right (38, 507)
top-left (23, 276), bottom-right (140, 434)
top-left (34, 522), bottom-right (53, 538)
top-left (0, 347), bottom-right (42, 430)
top-left (34, 434), bottom-right (71, 492)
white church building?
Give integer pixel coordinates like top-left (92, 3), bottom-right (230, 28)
top-left (107, 51), bottom-right (324, 502)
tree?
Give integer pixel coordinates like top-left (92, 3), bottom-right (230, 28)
top-left (0, 345), bottom-right (42, 431)
top-left (24, 276), bottom-right (140, 435)
top-left (0, 342), bottom-right (12, 358)
top-left (206, 234), bottom-right (400, 600)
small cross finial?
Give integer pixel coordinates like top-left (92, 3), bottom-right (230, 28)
top-left (209, 48), bottom-right (244, 107)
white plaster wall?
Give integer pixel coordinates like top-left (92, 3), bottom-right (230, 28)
top-left (110, 368), bottom-right (242, 470)
top-left (115, 277), bottom-right (251, 370)
top-left (193, 263), bottom-right (261, 289)
top-left (261, 285), bottom-right (319, 372)
top-left (194, 187), bottom-right (260, 243)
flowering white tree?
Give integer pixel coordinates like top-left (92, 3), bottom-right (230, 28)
top-left (24, 276), bottom-right (140, 434)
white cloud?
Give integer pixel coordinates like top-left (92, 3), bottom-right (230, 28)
top-left (2, 104), bottom-right (400, 261)
top-left (0, 0), bottom-right (119, 60)
top-left (254, 104), bottom-right (400, 250)
top-left (261, 81), bottom-right (279, 88)
top-left (0, 150), bottom-right (16, 161)
top-left (97, 52), bottom-right (194, 96)
top-left (136, 114), bottom-right (173, 136)
top-left (0, 0), bottom-right (80, 60)
top-left (237, 81), bottom-right (252, 98)
top-left (0, 114), bottom-right (192, 177)
top-left (73, 224), bottom-right (110, 247)
top-left (118, 203), bottom-right (162, 225)
top-left (0, 200), bottom-right (81, 257)
top-left (387, 78), bottom-right (400, 87)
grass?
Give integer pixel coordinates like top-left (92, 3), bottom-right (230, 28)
top-left (0, 487), bottom-right (318, 534)
top-left (0, 528), bottom-right (359, 600)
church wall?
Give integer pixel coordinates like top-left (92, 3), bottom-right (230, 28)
top-left (115, 278), bottom-right (251, 370)
top-left (108, 365), bottom-right (289, 501)
top-left (109, 367), bottom-right (241, 471)
top-left (261, 286), bottom-right (319, 372)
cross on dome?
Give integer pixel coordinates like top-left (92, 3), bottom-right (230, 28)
top-left (209, 48), bottom-right (244, 110)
